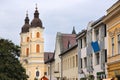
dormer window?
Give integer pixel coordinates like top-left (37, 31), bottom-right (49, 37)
top-left (68, 41), bottom-right (71, 48)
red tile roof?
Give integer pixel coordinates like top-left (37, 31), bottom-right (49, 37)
top-left (61, 34), bottom-right (76, 51)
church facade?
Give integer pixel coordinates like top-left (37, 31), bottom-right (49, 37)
top-left (20, 7), bottom-right (46, 80)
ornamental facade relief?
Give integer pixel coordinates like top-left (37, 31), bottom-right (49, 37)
top-left (109, 27), bottom-right (120, 37)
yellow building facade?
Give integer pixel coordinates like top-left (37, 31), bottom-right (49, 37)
top-left (20, 7), bottom-right (45, 80)
top-left (103, 1), bottom-right (120, 80)
top-left (60, 44), bottom-right (78, 80)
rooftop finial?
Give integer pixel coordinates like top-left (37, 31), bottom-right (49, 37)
top-left (36, 3), bottom-right (38, 10)
top-left (26, 10), bottom-right (28, 17)
top-left (25, 10), bottom-right (29, 24)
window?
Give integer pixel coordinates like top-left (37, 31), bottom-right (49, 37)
top-left (36, 44), bottom-right (40, 53)
top-left (84, 37), bottom-right (87, 47)
top-left (118, 34), bottom-right (120, 54)
top-left (81, 58), bottom-right (82, 68)
top-left (68, 41), bottom-right (71, 48)
top-left (58, 63), bottom-right (59, 71)
top-left (48, 67), bottom-right (50, 75)
top-left (68, 58), bottom-right (69, 69)
top-left (70, 58), bottom-right (71, 68)
top-left (112, 38), bottom-right (114, 56)
top-left (80, 39), bottom-right (82, 48)
top-left (104, 24), bottom-right (107, 37)
top-left (36, 32), bottom-right (40, 38)
top-left (66, 59), bottom-right (68, 69)
top-left (27, 37), bottom-right (29, 42)
top-left (90, 54), bottom-right (93, 66)
top-left (76, 55), bottom-right (78, 67)
top-left (84, 57), bottom-right (87, 68)
top-left (73, 56), bottom-right (75, 67)
top-left (26, 48), bottom-right (29, 57)
top-left (95, 53), bottom-right (100, 65)
top-left (95, 29), bottom-right (99, 40)
top-left (105, 49), bottom-right (107, 62)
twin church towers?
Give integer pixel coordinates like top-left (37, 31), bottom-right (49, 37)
top-left (20, 6), bottom-right (45, 80)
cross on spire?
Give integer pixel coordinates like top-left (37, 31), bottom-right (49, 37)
top-left (36, 3), bottom-right (38, 10)
top-left (26, 10), bottom-right (28, 17)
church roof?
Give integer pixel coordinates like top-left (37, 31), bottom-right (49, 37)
top-left (21, 12), bottom-right (30, 33)
top-left (30, 7), bottom-right (43, 28)
top-left (21, 6), bottom-right (44, 33)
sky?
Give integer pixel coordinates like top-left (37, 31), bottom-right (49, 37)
top-left (0, 0), bottom-right (118, 52)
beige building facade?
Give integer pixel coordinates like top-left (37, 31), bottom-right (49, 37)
top-left (20, 7), bottom-right (45, 80)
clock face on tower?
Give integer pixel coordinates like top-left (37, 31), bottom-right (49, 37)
top-left (36, 71), bottom-right (39, 77)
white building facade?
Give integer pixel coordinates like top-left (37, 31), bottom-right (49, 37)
top-left (77, 18), bottom-right (107, 80)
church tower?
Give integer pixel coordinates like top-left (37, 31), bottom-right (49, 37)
top-left (20, 6), bottom-right (45, 80)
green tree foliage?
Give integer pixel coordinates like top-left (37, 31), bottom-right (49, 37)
top-left (0, 38), bottom-right (28, 80)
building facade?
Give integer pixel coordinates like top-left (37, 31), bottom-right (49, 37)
top-left (77, 18), bottom-right (107, 80)
top-left (59, 41), bottom-right (78, 80)
top-left (45, 31), bottom-right (77, 80)
top-left (103, 1), bottom-right (120, 80)
top-left (77, 30), bottom-right (88, 80)
top-left (90, 19), bottom-right (107, 80)
top-left (20, 7), bottom-right (46, 80)
top-left (44, 52), bottom-right (55, 80)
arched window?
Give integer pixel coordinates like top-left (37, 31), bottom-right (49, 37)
top-left (26, 48), bottom-right (29, 56)
top-left (27, 37), bottom-right (29, 42)
top-left (36, 44), bottom-right (40, 53)
top-left (36, 32), bottom-right (40, 38)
